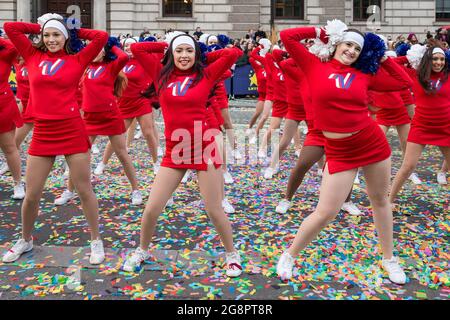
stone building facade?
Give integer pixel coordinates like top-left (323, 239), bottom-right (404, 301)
top-left (0, 1), bottom-right (448, 40)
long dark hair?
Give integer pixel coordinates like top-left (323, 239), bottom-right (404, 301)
top-left (158, 34), bottom-right (204, 94)
top-left (418, 43), bottom-right (448, 94)
top-left (33, 19), bottom-right (75, 54)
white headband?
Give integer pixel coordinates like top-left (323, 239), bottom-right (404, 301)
top-left (172, 35), bottom-right (195, 52)
top-left (207, 35), bottom-right (218, 44)
top-left (385, 50), bottom-right (397, 58)
top-left (432, 48), bottom-right (445, 56)
top-left (43, 20), bottom-right (68, 39)
top-left (342, 31), bottom-right (365, 50)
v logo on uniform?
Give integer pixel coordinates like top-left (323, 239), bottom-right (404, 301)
top-left (122, 65), bottom-right (136, 74)
top-left (329, 73), bottom-right (356, 90)
top-left (430, 79), bottom-right (443, 91)
top-left (39, 59), bottom-right (65, 76)
top-left (168, 77), bottom-right (194, 97)
top-left (87, 66), bottom-right (106, 79)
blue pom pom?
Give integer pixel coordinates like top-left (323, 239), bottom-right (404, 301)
top-left (69, 29), bottom-right (85, 53)
top-left (396, 43), bottom-right (411, 57)
top-left (207, 44), bottom-right (222, 52)
top-left (198, 42), bottom-right (208, 62)
top-left (445, 50), bottom-right (450, 70)
top-left (353, 33), bottom-right (386, 74)
top-left (0, 28), bottom-right (3, 37)
top-left (105, 36), bottom-right (121, 61)
top-left (141, 36), bottom-right (157, 42)
top-left (217, 34), bottom-right (230, 48)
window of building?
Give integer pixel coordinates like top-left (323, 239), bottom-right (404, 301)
top-left (274, 0), bottom-right (304, 20)
top-left (163, 0), bottom-right (193, 17)
top-left (353, 0), bottom-right (382, 21)
top-left (437, 0), bottom-right (450, 21)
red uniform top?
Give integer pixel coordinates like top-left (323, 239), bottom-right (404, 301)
top-left (270, 49), bottom-right (288, 102)
top-left (119, 57), bottom-right (152, 99)
top-left (81, 46), bottom-right (129, 112)
top-left (4, 22), bottom-right (108, 120)
top-left (280, 27), bottom-right (413, 133)
top-left (279, 58), bottom-right (306, 115)
top-left (251, 47), bottom-right (273, 99)
top-left (0, 38), bottom-right (17, 98)
top-left (13, 61), bottom-right (30, 101)
top-left (249, 55), bottom-right (266, 93)
top-left (131, 42), bottom-right (241, 168)
top-left (214, 69), bottom-right (232, 109)
top-left (395, 56), bottom-right (450, 134)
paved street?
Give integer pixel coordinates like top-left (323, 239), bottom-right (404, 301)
top-left (0, 100), bottom-right (448, 300)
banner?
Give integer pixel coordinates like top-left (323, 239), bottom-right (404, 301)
top-left (9, 67), bottom-right (16, 93)
top-left (229, 64), bottom-right (258, 96)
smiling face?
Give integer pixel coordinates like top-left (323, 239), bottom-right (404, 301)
top-left (123, 41), bottom-right (133, 57)
top-left (207, 37), bottom-right (218, 46)
top-left (432, 53), bottom-right (446, 73)
top-left (173, 44), bottom-right (195, 70)
top-left (334, 41), bottom-right (362, 65)
top-left (43, 27), bottom-right (66, 53)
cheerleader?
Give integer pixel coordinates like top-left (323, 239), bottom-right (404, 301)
top-left (0, 35), bottom-right (24, 199)
top-left (247, 42), bottom-right (266, 135)
top-left (122, 34), bottom-right (243, 277)
top-left (55, 38), bottom-right (143, 206)
top-left (94, 36), bottom-right (160, 176)
top-left (277, 21), bottom-right (412, 284)
top-left (2, 15), bottom-right (108, 264)
top-left (389, 43), bottom-right (450, 204)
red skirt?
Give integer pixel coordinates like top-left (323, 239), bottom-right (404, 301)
top-left (0, 92), bottom-right (23, 133)
top-left (20, 99), bottom-right (34, 124)
top-left (29, 117), bottom-right (91, 156)
top-left (271, 100), bottom-right (288, 118)
top-left (376, 107), bottom-right (410, 126)
top-left (286, 103), bottom-right (306, 122)
top-left (161, 129), bottom-right (222, 171)
top-left (304, 121), bottom-right (326, 147)
top-left (83, 109), bottom-right (126, 136)
top-left (324, 120), bottom-right (391, 174)
top-left (118, 96), bottom-right (152, 119)
top-left (407, 119), bottom-right (450, 147)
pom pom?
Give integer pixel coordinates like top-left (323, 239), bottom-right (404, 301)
top-left (353, 33), bottom-right (386, 74)
top-left (325, 19), bottom-right (348, 46)
top-left (198, 33), bottom-right (210, 44)
top-left (258, 38), bottom-right (272, 57)
top-left (164, 31), bottom-right (185, 45)
top-left (65, 17), bottom-right (82, 30)
top-left (207, 44), bottom-right (222, 52)
top-left (396, 43), bottom-right (411, 57)
top-left (141, 36), bottom-right (157, 42)
top-left (68, 29), bottom-right (85, 53)
top-left (445, 50), bottom-right (450, 70)
top-left (0, 28), bottom-right (3, 37)
top-left (105, 36), bottom-right (121, 61)
top-left (198, 41), bottom-right (208, 63)
top-left (308, 39), bottom-right (335, 62)
top-left (217, 34), bottom-right (231, 48)
top-left (37, 13), bottom-right (64, 27)
top-left (406, 44), bottom-right (427, 70)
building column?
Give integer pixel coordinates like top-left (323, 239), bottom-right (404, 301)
top-left (93, 0), bottom-right (106, 30)
top-left (16, 0), bottom-right (31, 22)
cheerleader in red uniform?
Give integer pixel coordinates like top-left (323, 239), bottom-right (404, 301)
top-left (0, 35), bottom-right (24, 199)
top-left (2, 15), bottom-right (108, 265)
top-left (94, 37), bottom-right (160, 176)
top-left (277, 22), bottom-right (412, 284)
top-left (247, 42), bottom-right (266, 135)
top-left (389, 43), bottom-right (450, 203)
top-left (122, 34), bottom-right (243, 277)
top-left (55, 38), bottom-right (143, 206)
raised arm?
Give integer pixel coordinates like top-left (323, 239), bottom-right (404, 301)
top-left (204, 47), bottom-right (242, 83)
top-left (76, 28), bottom-right (108, 67)
top-left (130, 42), bottom-right (167, 81)
top-left (249, 46), bottom-right (267, 66)
top-left (4, 22), bottom-right (39, 60)
top-left (280, 27), bottom-right (320, 75)
top-left (110, 46), bottom-right (129, 75)
top-left (369, 58), bottom-right (414, 92)
top-left (0, 38), bottom-right (18, 63)
top-left (272, 49), bottom-right (287, 63)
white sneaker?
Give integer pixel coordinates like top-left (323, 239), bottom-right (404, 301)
top-left (153, 161), bottom-right (161, 175)
top-left (122, 247), bottom-right (151, 272)
top-left (54, 189), bottom-right (77, 206)
top-left (382, 256), bottom-right (406, 285)
top-left (302, 127), bottom-right (308, 135)
top-left (263, 166), bottom-right (278, 179)
top-left (134, 129), bottom-right (142, 140)
top-left (295, 150), bottom-right (301, 158)
top-left (166, 196), bottom-right (174, 207)
top-left (341, 201), bottom-right (363, 216)
top-left (0, 163), bottom-right (9, 175)
top-left (94, 162), bottom-right (106, 176)
top-left (276, 199), bottom-right (292, 214)
top-left (276, 251), bottom-right (295, 281)
top-left (437, 172), bottom-right (447, 185)
top-left (225, 251), bottom-right (242, 277)
top-left (131, 190), bottom-right (143, 205)
top-left (258, 149), bottom-right (266, 159)
top-left (354, 172), bottom-right (360, 185)
top-left (2, 238), bottom-right (33, 263)
top-left (12, 182), bottom-right (25, 200)
top-left (89, 239), bottom-right (105, 265)
top-left (223, 170), bottom-right (234, 184)
top-left (222, 198), bottom-right (235, 214)
top-left (157, 146), bottom-right (163, 157)
top-left (181, 170), bottom-right (190, 183)
top-left (245, 128), bottom-right (253, 136)
top-left (409, 173), bottom-right (422, 185)
top-left (233, 149), bottom-right (243, 160)
top-left (249, 136), bottom-right (257, 144)
top-left (91, 144), bottom-right (100, 154)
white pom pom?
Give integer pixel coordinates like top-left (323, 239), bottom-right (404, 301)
top-left (259, 38), bottom-right (272, 57)
top-left (198, 33), bottom-right (210, 44)
top-left (37, 13), bottom-right (64, 27)
top-left (407, 44), bottom-right (427, 69)
top-left (308, 39), bottom-right (334, 62)
top-left (165, 31), bottom-right (186, 45)
top-left (325, 19), bottom-right (348, 45)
